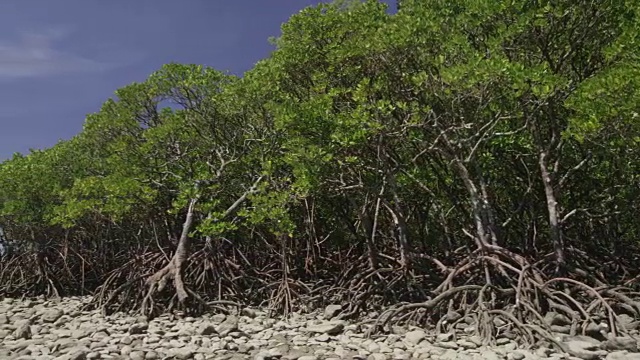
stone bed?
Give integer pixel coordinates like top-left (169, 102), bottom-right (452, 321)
top-left (1, 296), bottom-right (639, 360)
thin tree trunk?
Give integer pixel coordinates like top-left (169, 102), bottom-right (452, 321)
top-left (146, 196), bottom-right (198, 303)
top-left (171, 197), bottom-right (197, 300)
top-left (358, 197), bottom-right (379, 270)
top-left (387, 175), bottom-right (411, 268)
top-left (478, 175), bottom-right (500, 246)
top-left (538, 150), bottom-right (565, 275)
top-left (451, 158), bottom-right (490, 248)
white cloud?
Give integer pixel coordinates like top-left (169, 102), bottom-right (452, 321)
top-left (0, 27), bottom-right (122, 79)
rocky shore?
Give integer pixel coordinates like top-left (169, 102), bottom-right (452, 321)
top-left (1, 296), bottom-right (639, 360)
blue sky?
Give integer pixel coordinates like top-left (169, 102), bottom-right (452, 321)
top-left (0, 0), bottom-right (395, 161)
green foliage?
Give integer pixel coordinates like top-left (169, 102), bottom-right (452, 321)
top-left (1, 0), bottom-right (639, 311)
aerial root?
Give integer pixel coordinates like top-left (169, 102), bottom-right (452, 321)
top-left (142, 260), bottom-right (185, 318)
top-left (366, 245), bottom-right (638, 346)
top-left (311, 253), bottom-right (435, 321)
top-left (86, 251), bottom-right (165, 315)
top-left (86, 247), bottom-right (250, 318)
top-left (0, 249), bottom-right (63, 298)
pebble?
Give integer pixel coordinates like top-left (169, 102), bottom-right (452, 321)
top-left (0, 296), bottom-right (637, 360)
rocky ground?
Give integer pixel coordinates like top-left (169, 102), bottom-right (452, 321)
top-left (1, 296), bottom-right (640, 360)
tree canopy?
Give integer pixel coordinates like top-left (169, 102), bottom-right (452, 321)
top-left (1, 0), bottom-right (639, 345)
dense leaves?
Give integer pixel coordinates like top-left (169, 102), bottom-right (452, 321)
top-left (1, 0), bottom-right (639, 343)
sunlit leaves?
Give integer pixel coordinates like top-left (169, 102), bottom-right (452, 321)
top-left (0, 0), bottom-right (638, 284)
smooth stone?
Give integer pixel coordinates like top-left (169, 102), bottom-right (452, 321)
top-left (306, 322), bottom-right (345, 335)
top-left (604, 336), bottom-right (638, 352)
top-left (404, 330), bottom-right (427, 346)
top-left (324, 304), bottom-right (343, 320)
top-left (563, 339), bottom-right (608, 360)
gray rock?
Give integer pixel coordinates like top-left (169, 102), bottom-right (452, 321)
top-left (334, 345), bottom-right (351, 358)
top-left (563, 339), bottom-right (608, 360)
top-left (71, 329), bottom-right (91, 339)
top-left (444, 310), bottom-right (462, 323)
top-left (479, 350), bottom-right (502, 360)
top-left (439, 349), bottom-right (460, 360)
top-left (16, 294), bottom-right (640, 360)
top-left (457, 339), bottom-right (478, 349)
top-left (54, 314), bottom-right (72, 327)
top-left (217, 315), bottom-right (239, 336)
top-left (368, 354), bottom-right (387, 360)
top-left (467, 335), bottom-right (483, 346)
top-left (271, 344), bottom-right (290, 357)
top-left (585, 321), bottom-right (609, 339)
top-left (508, 350), bottom-right (534, 360)
top-left (211, 313), bottom-right (227, 323)
top-left (562, 335), bottom-right (602, 346)
top-left (617, 314), bottom-right (639, 331)
top-left (495, 341), bottom-right (518, 355)
top-left (604, 336), bottom-right (638, 352)
top-left (435, 341), bottom-right (458, 350)
top-left (298, 356), bottom-right (318, 360)
top-left (254, 349), bottom-right (282, 360)
top-left (324, 304), bottom-right (343, 320)
top-left (535, 346), bottom-right (553, 357)
top-left (41, 309), bottom-right (64, 323)
top-left (436, 333), bottom-right (453, 342)
top-left (129, 350), bottom-right (145, 360)
top-left (390, 325), bottom-right (407, 335)
top-left (145, 350), bottom-right (160, 359)
top-left (550, 324), bottom-right (572, 334)
top-left (120, 335), bottom-right (133, 345)
top-left (242, 308), bottom-right (258, 318)
top-left (120, 345), bottom-right (133, 356)
top-left (197, 323), bottom-right (217, 335)
top-left (14, 320), bottom-right (32, 339)
top-left (171, 348), bottom-right (195, 360)
top-left (404, 329), bottom-right (427, 346)
top-left (606, 352), bottom-right (640, 360)
top-left (493, 317), bottom-right (507, 327)
top-left (86, 352), bottom-right (100, 359)
top-left (55, 338), bottom-right (81, 352)
top-left (238, 343), bottom-right (254, 354)
top-left (390, 350), bottom-right (410, 360)
top-left (57, 348), bottom-right (89, 360)
top-left (544, 311), bottom-right (572, 326)
top-left (306, 322), bottom-right (344, 335)
top-left (128, 322), bottom-right (148, 334)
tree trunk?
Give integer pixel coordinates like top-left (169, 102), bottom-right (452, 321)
top-left (538, 150), bottom-right (565, 275)
top-left (146, 196), bottom-right (198, 303)
top-left (386, 175), bottom-right (411, 268)
top-left (359, 202), bottom-right (380, 270)
top-left (478, 174), bottom-right (500, 246)
top-left (451, 158), bottom-right (491, 248)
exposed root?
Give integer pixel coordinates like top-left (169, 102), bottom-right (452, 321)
top-left (304, 250), bottom-right (438, 322)
top-left (366, 244), bottom-right (639, 346)
top-left (0, 248), bottom-right (64, 298)
top-left (86, 240), bottom-right (259, 318)
top-left (87, 251), bottom-right (165, 316)
top-left (141, 259), bottom-right (189, 318)
top-left (5, 229), bottom-right (640, 349)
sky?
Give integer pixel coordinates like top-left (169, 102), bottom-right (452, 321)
top-left (0, 0), bottom-right (395, 162)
